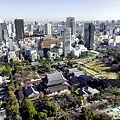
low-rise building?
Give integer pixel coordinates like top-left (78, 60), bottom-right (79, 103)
top-left (23, 85), bottom-right (39, 100)
top-left (79, 86), bottom-right (99, 98)
top-left (43, 72), bottom-right (68, 96)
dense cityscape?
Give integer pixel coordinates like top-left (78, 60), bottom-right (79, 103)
top-left (1, 0), bottom-right (120, 120)
top-left (0, 17), bottom-right (120, 120)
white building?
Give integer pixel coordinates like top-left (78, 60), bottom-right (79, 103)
top-left (7, 23), bottom-right (12, 37)
top-left (47, 51), bottom-right (58, 59)
top-left (63, 27), bottom-right (71, 57)
top-left (8, 51), bottom-right (19, 62)
top-left (71, 45), bottom-right (88, 57)
top-left (29, 50), bottom-right (37, 62)
top-left (45, 23), bottom-right (52, 35)
top-left (114, 36), bottom-right (120, 43)
top-left (9, 39), bottom-right (14, 51)
top-left (109, 36), bottom-right (120, 48)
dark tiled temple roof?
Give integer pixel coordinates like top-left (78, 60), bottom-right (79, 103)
top-left (46, 72), bottom-right (67, 86)
top-left (46, 84), bottom-right (68, 94)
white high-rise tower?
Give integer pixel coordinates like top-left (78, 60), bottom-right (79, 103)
top-left (45, 23), bottom-right (52, 35)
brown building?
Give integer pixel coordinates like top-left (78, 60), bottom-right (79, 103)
top-left (40, 37), bottom-right (62, 49)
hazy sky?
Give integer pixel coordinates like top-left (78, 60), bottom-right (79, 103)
top-left (1, 0), bottom-right (120, 21)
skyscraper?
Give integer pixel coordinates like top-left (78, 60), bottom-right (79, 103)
top-left (84, 23), bottom-right (95, 50)
top-left (15, 19), bottom-right (24, 39)
top-left (100, 23), bottom-right (106, 32)
top-left (45, 23), bottom-right (52, 35)
top-left (63, 27), bottom-right (71, 57)
top-left (66, 17), bottom-right (76, 36)
top-left (0, 22), bottom-right (8, 40)
top-left (0, 26), bottom-right (2, 40)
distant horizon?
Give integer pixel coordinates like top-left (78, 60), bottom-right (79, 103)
top-left (1, 18), bottom-right (120, 23)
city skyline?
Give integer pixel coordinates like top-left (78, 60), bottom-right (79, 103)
top-left (1, 0), bottom-right (120, 21)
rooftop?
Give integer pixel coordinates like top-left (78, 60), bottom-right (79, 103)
top-left (46, 72), bottom-right (67, 86)
top-left (46, 84), bottom-right (68, 94)
top-left (104, 106), bottom-right (120, 119)
top-left (68, 68), bottom-right (81, 73)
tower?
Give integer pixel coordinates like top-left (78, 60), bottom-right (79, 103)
top-left (45, 23), bottom-right (52, 35)
top-left (100, 23), bottom-right (106, 32)
top-left (0, 22), bottom-right (8, 40)
top-left (66, 17), bottom-right (76, 36)
top-left (84, 23), bottom-right (95, 50)
top-left (63, 27), bottom-right (71, 57)
top-left (15, 19), bottom-right (24, 40)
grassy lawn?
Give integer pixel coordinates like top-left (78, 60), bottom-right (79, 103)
top-left (103, 72), bottom-right (119, 79)
top-left (81, 61), bottom-right (119, 79)
top-left (83, 61), bottom-right (109, 71)
top-left (81, 67), bottom-right (98, 77)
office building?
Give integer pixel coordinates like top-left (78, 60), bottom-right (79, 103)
top-left (0, 22), bottom-right (8, 40)
top-left (100, 23), bottom-right (106, 32)
top-left (45, 23), bottom-right (52, 35)
top-left (66, 17), bottom-right (76, 35)
top-left (63, 27), bottom-right (71, 57)
top-left (84, 23), bottom-right (95, 50)
top-left (15, 19), bottom-right (24, 39)
top-left (0, 26), bottom-right (2, 40)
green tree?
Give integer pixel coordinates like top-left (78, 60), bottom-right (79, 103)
top-left (82, 107), bottom-right (93, 120)
top-left (33, 66), bottom-right (38, 71)
top-left (28, 109), bottom-right (37, 120)
top-left (24, 99), bottom-right (37, 120)
top-left (9, 105), bottom-right (19, 116)
top-left (15, 65), bottom-right (21, 73)
top-left (93, 93), bottom-right (102, 101)
top-left (49, 104), bottom-right (57, 117)
top-left (36, 112), bottom-right (47, 120)
top-left (71, 88), bottom-right (79, 97)
top-left (21, 60), bottom-right (29, 65)
top-left (2, 67), bottom-right (11, 77)
top-left (61, 115), bottom-right (71, 120)
top-left (24, 99), bottom-right (34, 110)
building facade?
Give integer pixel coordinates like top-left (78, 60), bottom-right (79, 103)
top-left (0, 22), bottom-right (8, 40)
top-left (15, 19), bottom-right (24, 40)
top-left (66, 17), bottom-right (76, 36)
top-left (63, 27), bottom-right (71, 57)
top-left (84, 23), bottom-right (95, 50)
top-left (45, 23), bottom-right (52, 35)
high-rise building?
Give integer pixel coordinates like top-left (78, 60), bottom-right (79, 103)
top-left (0, 22), bottom-right (8, 40)
top-left (15, 19), bottom-right (24, 39)
top-left (45, 23), bottom-right (52, 35)
top-left (84, 23), bottom-right (95, 50)
top-left (63, 27), bottom-right (71, 57)
top-left (100, 23), bottom-right (106, 32)
top-left (0, 26), bottom-right (2, 40)
top-left (66, 17), bottom-right (76, 35)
